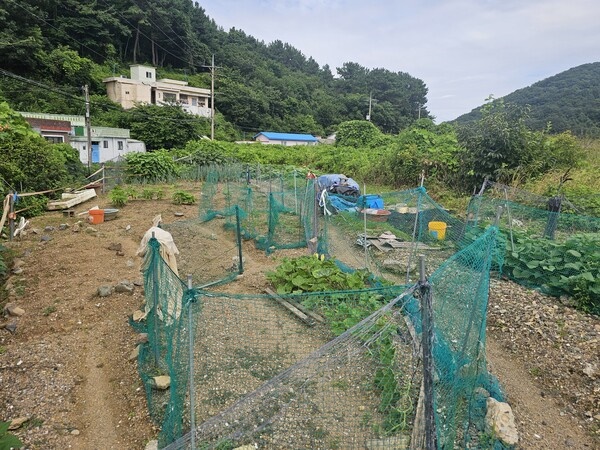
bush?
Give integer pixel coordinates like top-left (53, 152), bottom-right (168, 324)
top-left (124, 151), bottom-right (179, 182)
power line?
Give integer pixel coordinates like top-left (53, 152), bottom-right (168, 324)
top-left (95, 0), bottom-right (203, 72)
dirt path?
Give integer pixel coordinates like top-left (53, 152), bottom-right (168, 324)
top-left (487, 339), bottom-right (596, 449)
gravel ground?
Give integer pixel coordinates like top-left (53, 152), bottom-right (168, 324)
top-left (0, 183), bottom-right (598, 449)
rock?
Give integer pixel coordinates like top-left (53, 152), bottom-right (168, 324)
top-left (4, 303), bottom-right (25, 317)
top-left (133, 280), bottom-right (143, 287)
top-left (583, 363), bottom-right (598, 379)
top-left (174, 212), bottom-right (184, 217)
top-left (365, 435), bottom-right (410, 449)
top-left (116, 250), bottom-right (125, 257)
top-left (132, 310), bottom-right (146, 322)
top-left (145, 440), bottom-right (159, 450)
top-left (126, 259), bottom-right (135, 268)
top-left (485, 397), bottom-right (518, 446)
top-left (97, 285), bottom-right (113, 298)
top-left (72, 223), bottom-right (81, 233)
top-left (71, 429), bottom-right (80, 436)
top-left (12, 259), bottom-right (24, 268)
top-left (234, 446), bottom-right (257, 450)
top-left (12, 267), bottom-right (23, 275)
top-left (137, 333), bottom-right (149, 344)
top-left (108, 242), bottom-right (122, 251)
top-left (44, 226), bottom-right (55, 232)
top-left (85, 227), bottom-right (98, 234)
top-left (152, 375), bottom-right (171, 390)
top-left (2, 322), bottom-right (17, 334)
top-left (129, 345), bottom-right (140, 361)
top-left (125, 224), bottom-right (131, 231)
top-left (382, 259), bottom-right (404, 271)
top-left (8, 416), bottom-right (29, 430)
top-left (114, 280), bottom-right (134, 295)
top-left (59, 223), bottom-right (69, 231)
top-left (40, 234), bottom-right (52, 242)
top-left (31, 228), bottom-right (41, 234)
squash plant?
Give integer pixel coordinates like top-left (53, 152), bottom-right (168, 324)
top-left (504, 232), bottom-right (600, 314)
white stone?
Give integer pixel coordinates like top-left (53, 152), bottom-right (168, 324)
top-left (8, 416), bottom-right (29, 430)
top-left (153, 375), bottom-right (171, 390)
top-left (145, 440), bottom-right (159, 450)
top-left (485, 397), bottom-right (519, 446)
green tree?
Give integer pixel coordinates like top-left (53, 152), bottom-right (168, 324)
top-left (335, 120), bottom-right (386, 148)
top-left (122, 104), bottom-right (205, 150)
top-left (383, 119), bottom-right (462, 188)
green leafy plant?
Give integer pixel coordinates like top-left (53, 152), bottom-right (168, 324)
top-left (0, 420), bottom-right (24, 449)
top-left (172, 190), bottom-right (196, 205)
top-left (109, 186), bottom-right (128, 207)
top-left (42, 305), bottom-right (56, 316)
top-left (124, 151), bottom-right (180, 183)
top-left (141, 188), bottom-right (155, 200)
top-left (267, 255), bottom-right (370, 294)
top-left (504, 231), bottom-right (600, 314)
top-left (124, 186), bottom-right (139, 200)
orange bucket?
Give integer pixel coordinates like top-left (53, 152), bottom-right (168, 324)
top-left (88, 209), bottom-right (105, 224)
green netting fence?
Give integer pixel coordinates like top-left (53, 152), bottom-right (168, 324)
top-left (321, 186), bottom-right (474, 284)
top-left (467, 181), bottom-right (600, 307)
top-left (198, 165), bottom-right (313, 255)
top-left (135, 225), bottom-right (508, 449)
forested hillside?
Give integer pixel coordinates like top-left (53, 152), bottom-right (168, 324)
top-left (454, 62), bottom-right (600, 137)
top-left (0, 0), bottom-right (428, 136)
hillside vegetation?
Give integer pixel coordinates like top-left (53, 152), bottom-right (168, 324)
top-left (455, 62), bottom-right (600, 138)
top-left (0, 0), bottom-right (427, 136)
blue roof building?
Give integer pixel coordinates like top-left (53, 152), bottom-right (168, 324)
top-left (254, 131), bottom-right (318, 146)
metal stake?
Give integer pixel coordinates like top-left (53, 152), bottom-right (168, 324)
top-left (187, 274), bottom-right (196, 450)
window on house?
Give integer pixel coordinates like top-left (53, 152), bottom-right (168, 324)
top-left (180, 94), bottom-right (188, 105)
top-left (103, 140), bottom-right (109, 148)
top-left (163, 92), bottom-right (176, 102)
top-left (45, 136), bottom-right (64, 144)
top-left (191, 97), bottom-right (197, 106)
top-left (125, 91), bottom-right (130, 95)
top-left (118, 141), bottom-right (124, 151)
top-left (146, 71), bottom-right (152, 78)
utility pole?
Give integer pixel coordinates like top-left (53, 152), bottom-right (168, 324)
top-left (84, 84), bottom-right (92, 173)
top-left (210, 54), bottom-right (215, 140)
top-left (366, 91), bottom-right (372, 121)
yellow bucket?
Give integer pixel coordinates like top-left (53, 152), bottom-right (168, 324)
top-left (428, 221), bottom-right (447, 240)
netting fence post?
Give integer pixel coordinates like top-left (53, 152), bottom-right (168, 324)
top-left (419, 255), bottom-right (438, 450)
top-left (235, 205), bottom-right (244, 274)
top-left (186, 274), bottom-right (197, 450)
top-left (151, 232), bottom-right (160, 366)
top-left (406, 187), bottom-right (424, 284)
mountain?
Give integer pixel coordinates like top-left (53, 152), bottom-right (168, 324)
top-left (454, 62), bottom-right (600, 137)
top-left (0, 0), bottom-right (429, 137)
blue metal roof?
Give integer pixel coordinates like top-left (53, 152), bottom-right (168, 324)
top-left (254, 132), bottom-right (318, 142)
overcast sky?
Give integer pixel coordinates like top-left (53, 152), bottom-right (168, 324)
top-left (200, 0), bottom-right (600, 123)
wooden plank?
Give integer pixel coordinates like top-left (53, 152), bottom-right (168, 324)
top-left (47, 189), bottom-right (97, 210)
top-left (283, 295), bottom-right (326, 323)
top-left (264, 288), bottom-right (315, 326)
top-left (368, 239), bottom-right (391, 252)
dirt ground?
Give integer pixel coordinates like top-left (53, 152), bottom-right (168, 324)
top-left (0, 182), bottom-right (598, 449)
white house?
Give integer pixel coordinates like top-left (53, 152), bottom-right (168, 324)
top-left (70, 125), bottom-right (146, 164)
top-left (103, 65), bottom-right (212, 118)
top-left (19, 112), bottom-right (146, 163)
top-left (254, 132), bottom-right (319, 146)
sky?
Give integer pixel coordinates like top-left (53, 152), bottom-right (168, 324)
top-left (200, 0), bottom-right (600, 123)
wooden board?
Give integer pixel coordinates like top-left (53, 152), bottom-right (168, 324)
top-left (47, 189), bottom-right (97, 210)
top-left (264, 288), bottom-right (315, 326)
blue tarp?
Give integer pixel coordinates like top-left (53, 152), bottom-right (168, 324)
top-left (317, 174), bottom-right (360, 192)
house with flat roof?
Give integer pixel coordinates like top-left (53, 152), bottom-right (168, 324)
top-left (19, 112), bottom-right (146, 163)
top-left (103, 65), bottom-right (212, 118)
top-left (254, 132), bottom-right (318, 146)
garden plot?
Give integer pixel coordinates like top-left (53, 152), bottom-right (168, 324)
top-left (166, 292), bottom-right (421, 450)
